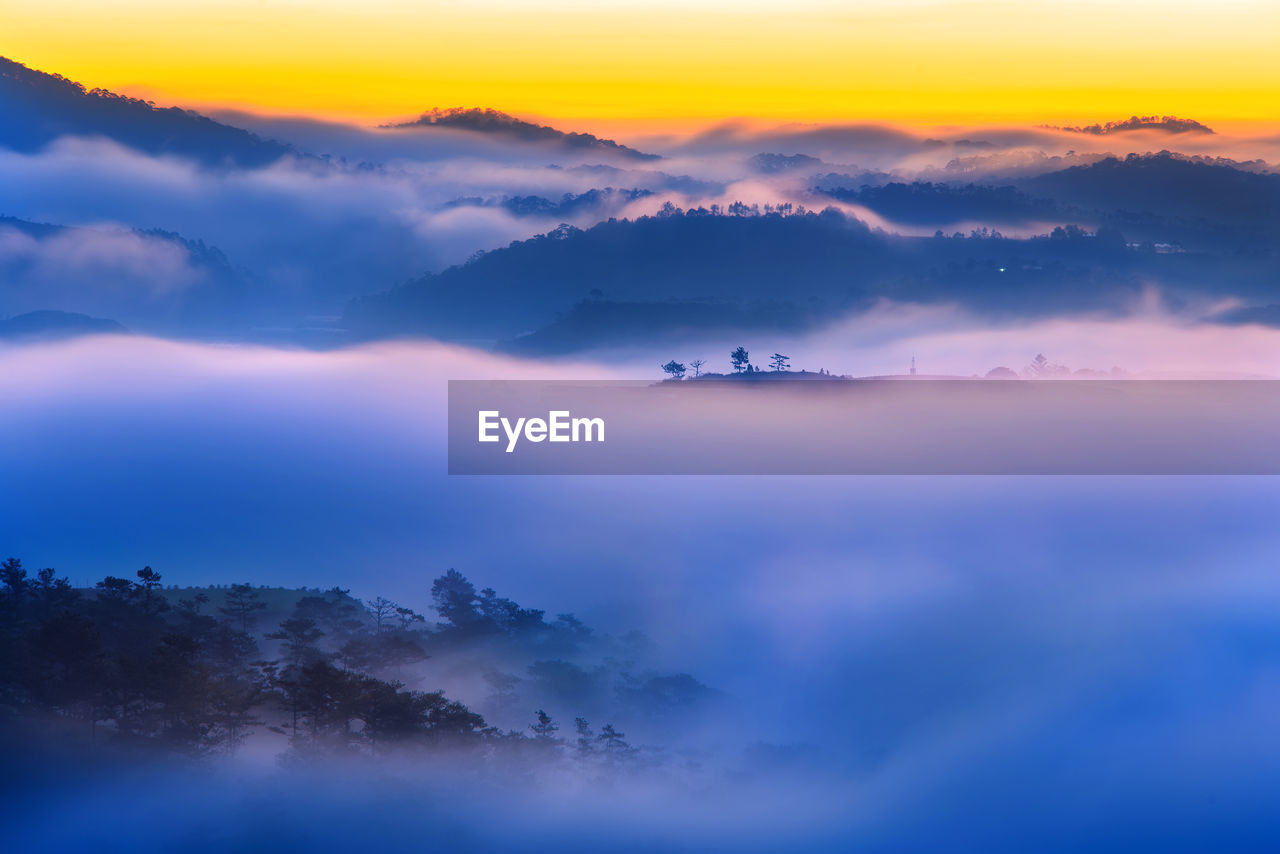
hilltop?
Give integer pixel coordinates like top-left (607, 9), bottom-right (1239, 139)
top-left (0, 310), bottom-right (128, 341)
top-left (0, 56), bottom-right (292, 167)
top-left (1056, 116), bottom-right (1214, 135)
top-left (383, 107), bottom-right (659, 160)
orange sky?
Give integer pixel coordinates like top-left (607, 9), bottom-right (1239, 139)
top-left (4, 0), bottom-right (1279, 128)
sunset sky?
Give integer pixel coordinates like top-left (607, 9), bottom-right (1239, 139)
top-left (4, 0), bottom-right (1280, 127)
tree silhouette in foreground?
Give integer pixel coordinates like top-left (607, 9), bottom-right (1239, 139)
top-left (219, 583), bottom-right (268, 633)
top-left (0, 558), bottom-right (680, 771)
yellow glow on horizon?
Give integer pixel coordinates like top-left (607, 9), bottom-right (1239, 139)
top-left (4, 1), bottom-right (1279, 128)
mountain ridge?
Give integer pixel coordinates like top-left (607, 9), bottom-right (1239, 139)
top-left (0, 56), bottom-right (293, 167)
top-left (1055, 115), bottom-right (1214, 135)
top-left (382, 107), bottom-right (659, 160)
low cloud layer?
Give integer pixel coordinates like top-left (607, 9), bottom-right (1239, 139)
top-left (4, 333), bottom-right (1280, 849)
top-left (0, 223), bottom-right (204, 316)
top-left (3, 113), bottom-right (1276, 336)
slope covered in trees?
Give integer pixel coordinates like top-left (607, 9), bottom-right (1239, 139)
top-left (1021, 152), bottom-right (1280, 235)
top-left (0, 560), bottom-right (708, 766)
top-left (817, 181), bottom-right (1059, 225)
top-left (1057, 116), bottom-right (1214, 135)
top-left (343, 206), bottom-right (1185, 350)
top-left (0, 216), bottom-right (259, 334)
top-left (0, 56), bottom-right (292, 167)
top-left (383, 108), bottom-right (659, 160)
top-left (0, 310), bottom-right (127, 341)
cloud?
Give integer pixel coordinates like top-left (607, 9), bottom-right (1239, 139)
top-left (3, 115), bottom-right (1277, 344)
top-left (0, 136), bottom-right (726, 324)
top-left (0, 139), bottom-right (654, 310)
top-left (0, 223), bottom-right (213, 321)
top-left (5, 333), bottom-right (1280, 848)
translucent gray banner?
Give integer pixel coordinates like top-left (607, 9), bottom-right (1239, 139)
top-left (448, 380), bottom-right (1280, 474)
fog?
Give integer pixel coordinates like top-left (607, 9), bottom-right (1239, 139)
top-left (10, 51), bottom-right (1280, 852)
top-left (5, 102), bottom-right (1280, 837)
top-left (4, 333), bottom-right (1280, 850)
top-left (4, 113), bottom-right (1276, 335)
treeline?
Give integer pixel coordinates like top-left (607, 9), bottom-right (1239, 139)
top-left (0, 56), bottom-right (291, 168)
top-left (345, 201), bottom-right (1173, 349)
top-left (0, 560), bottom-right (641, 765)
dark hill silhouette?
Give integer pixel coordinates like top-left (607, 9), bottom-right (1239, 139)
top-left (382, 108), bottom-right (659, 160)
top-left (1022, 152), bottom-right (1280, 226)
top-left (0, 56), bottom-right (292, 167)
top-left (442, 187), bottom-right (652, 219)
top-left (817, 181), bottom-right (1059, 225)
top-left (500, 298), bottom-right (813, 355)
top-left (347, 209), bottom-right (881, 340)
top-left (0, 213), bottom-right (62, 239)
top-left (749, 152), bottom-right (826, 173)
top-left (0, 215), bottom-right (260, 333)
top-left (344, 207), bottom-right (1165, 349)
top-left (0, 309), bottom-right (128, 340)
top-left (1057, 116), bottom-right (1214, 135)
top-left (0, 560), bottom-right (709, 763)
top-left (1018, 152), bottom-right (1280, 255)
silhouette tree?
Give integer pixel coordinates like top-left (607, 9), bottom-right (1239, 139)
top-left (267, 617), bottom-right (326, 669)
top-left (688, 358), bottom-right (706, 377)
top-left (770, 353), bottom-right (790, 372)
top-left (293, 594), bottom-right (364, 646)
top-left (1026, 353), bottom-right (1069, 378)
top-left (135, 566), bottom-right (169, 620)
top-left (731, 347), bottom-right (750, 373)
top-left (219, 583), bottom-right (268, 633)
top-left (395, 606), bottom-right (426, 630)
top-left (1, 557), bottom-right (29, 603)
top-left (0, 557), bottom-right (686, 770)
top-left (33, 566), bottom-right (77, 617)
top-left (94, 575), bottom-right (135, 604)
top-left (530, 709), bottom-right (559, 740)
top-left (597, 723), bottom-right (633, 759)
top-left (574, 717), bottom-right (595, 755)
top-left (431, 569), bottom-right (482, 630)
top-left (367, 596), bottom-right (397, 630)
top-left (661, 360), bottom-right (686, 379)
top-left (478, 587), bottom-right (545, 634)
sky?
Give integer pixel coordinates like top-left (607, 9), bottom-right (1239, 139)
top-left (4, 0), bottom-right (1280, 127)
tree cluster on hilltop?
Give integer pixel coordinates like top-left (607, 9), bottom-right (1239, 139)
top-left (0, 55), bottom-right (291, 167)
top-left (381, 107), bottom-right (658, 160)
top-left (1057, 115), bottom-right (1214, 135)
top-left (0, 559), bottom-right (700, 767)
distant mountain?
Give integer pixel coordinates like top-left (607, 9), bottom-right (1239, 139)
top-left (0, 215), bottom-right (260, 333)
top-left (1021, 152), bottom-right (1280, 245)
top-left (0, 309), bottom-right (127, 340)
top-left (442, 187), bottom-right (652, 218)
top-left (382, 108), bottom-right (659, 160)
top-left (1057, 116), bottom-right (1214, 135)
top-left (0, 56), bottom-right (292, 167)
top-left (499, 298), bottom-right (812, 356)
top-left (344, 207), bottom-right (1161, 349)
top-left (0, 214), bottom-right (61, 239)
top-left (816, 181), bottom-right (1059, 226)
top-left (346, 211), bottom-right (879, 341)
top-left (749, 153), bottom-right (826, 174)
